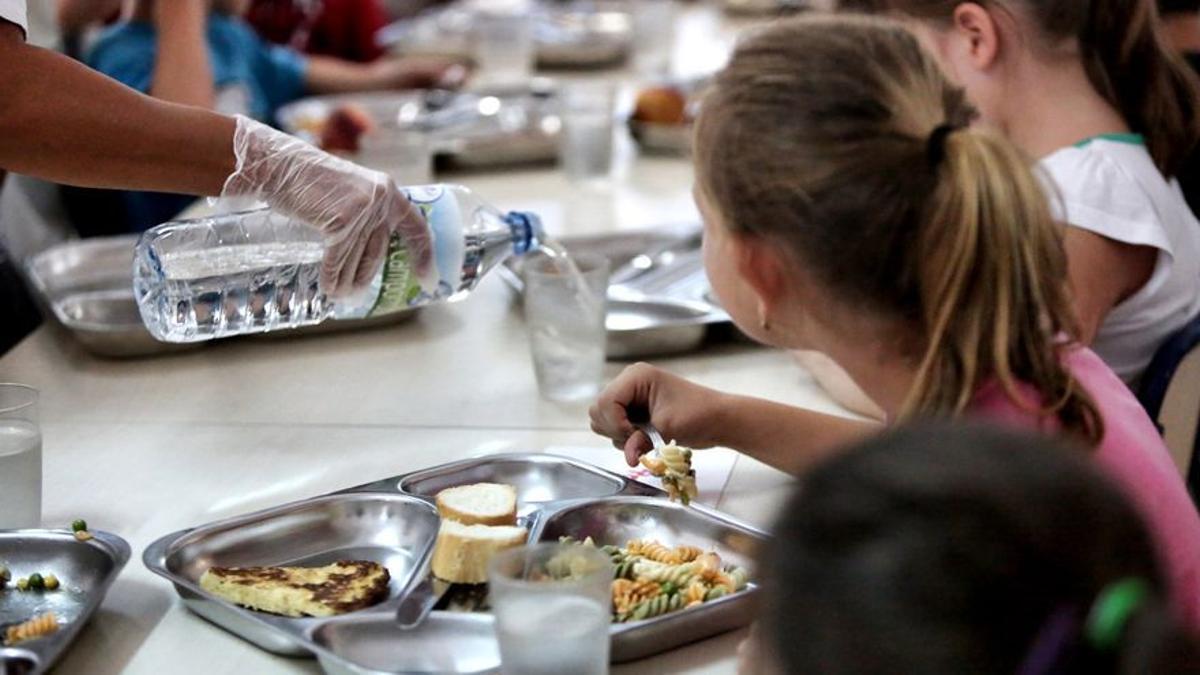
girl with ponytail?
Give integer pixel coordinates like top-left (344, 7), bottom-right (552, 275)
top-left (588, 14), bottom-right (1200, 628)
top-left (839, 0), bottom-right (1200, 386)
top-left (756, 424), bottom-right (1200, 675)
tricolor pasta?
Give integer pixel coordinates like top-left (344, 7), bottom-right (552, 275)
top-left (4, 612), bottom-right (59, 645)
top-left (640, 444), bottom-right (699, 505)
top-left (559, 536), bottom-right (751, 623)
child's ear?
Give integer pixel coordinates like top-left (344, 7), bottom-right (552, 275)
top-left (733, 233), bottom-right (789, 319)
top-left (951, 3), bottom-right (1001, 70)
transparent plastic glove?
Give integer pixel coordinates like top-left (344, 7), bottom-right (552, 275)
top-left (220, 115), bottom-right (432, 297)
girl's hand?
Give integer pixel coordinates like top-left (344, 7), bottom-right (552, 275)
top-left (589, 363), bottom-right (727, 466)
top-left (380, 57), bottom-right (470, 91)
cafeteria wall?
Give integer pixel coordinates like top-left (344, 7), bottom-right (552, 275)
top-left (759, 424), bottom-right (1200, 675)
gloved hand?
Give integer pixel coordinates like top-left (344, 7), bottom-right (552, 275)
top-left (220, 115), bottom-right (432, 297)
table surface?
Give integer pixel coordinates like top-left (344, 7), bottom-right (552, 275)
top-left (0, 6), bottom-right (852, 674)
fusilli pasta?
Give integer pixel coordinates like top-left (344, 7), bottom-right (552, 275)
top-left (639, 443), bottom-right (699, 505)
top-left (4, 612), bottom-right (58, 645)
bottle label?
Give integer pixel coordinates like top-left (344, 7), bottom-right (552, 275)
top-left (363, 185), bottom-right (461, 318)
top-left (367, 232), bottom-right (423, 317)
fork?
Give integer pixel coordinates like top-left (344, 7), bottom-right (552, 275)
top-left (626, 406), bottom-right (665, 459)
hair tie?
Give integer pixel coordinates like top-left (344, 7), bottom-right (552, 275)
top-left (927, 123), bottom-right (963, 167)
top-left (1016, 606), bottom-right (1080, 675)
top-left (1085, 578), bottom-right (1150, 651)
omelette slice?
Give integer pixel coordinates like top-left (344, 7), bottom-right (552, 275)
top-left (199, 560), bottom-right (390, 617)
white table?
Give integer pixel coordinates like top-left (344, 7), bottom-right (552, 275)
top-left (0, 6), bottom-right (852, 673)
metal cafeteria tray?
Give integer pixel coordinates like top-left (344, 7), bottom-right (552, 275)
top-left (144, 453), bottom-right (767, 672)
top-left (0, 530), bottom-right (131, 675)
top-left (25, 236), bottom-right (419, 358)
top-left (501, 228), bottom-right (734, 358)
top-left (379, 5), bottom-right (631, 69)
top-left (276, 82), bottom-right (560, 170)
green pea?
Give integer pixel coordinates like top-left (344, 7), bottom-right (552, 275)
top-left (28, 573), bottom-right (44, 590)
top-left (16, 577), bottom-right (29, 591)
top-left (71, 519), bottom-right (88, 533)
top-left (44, 574), bottom-right (60, 591)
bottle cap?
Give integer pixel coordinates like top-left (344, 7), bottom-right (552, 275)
top-left (504, 211), bottom-right (543, 255)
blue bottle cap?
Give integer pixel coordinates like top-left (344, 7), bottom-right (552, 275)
top-left (504, 211), bottom-right (543, 255)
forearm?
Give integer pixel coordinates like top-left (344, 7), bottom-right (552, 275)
top-left (0, 28), bottom-right (234, 195)
top-left (305, 56), bottom-right (391, 94)
top-left (712, 393), bottom-right (881, 475)
top-left (150, 0), bottom-right (214, 109)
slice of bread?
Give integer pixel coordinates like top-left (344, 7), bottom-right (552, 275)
top-left (199, 560), bottom-right (390, 618)
top-left (435, 483), bottom-right (518, 526)
top-left (430, 520), bottom-right (527, 584)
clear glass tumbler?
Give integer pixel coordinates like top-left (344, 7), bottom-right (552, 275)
top-left (474, 10), bottom-right (536, 87)
top-left (0, 384), bottom-right (41, 529)
top-left (631, 0), bottom-right (677, 76)
top-left (523, 252), bottom-right (609, 402)
top-left (489, 542), bottom-right (614, 675)
top-left (559, 82), bottom-right (617, 185)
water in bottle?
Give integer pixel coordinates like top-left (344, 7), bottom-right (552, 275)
top-left (134, 184), bottom-right (544, 342)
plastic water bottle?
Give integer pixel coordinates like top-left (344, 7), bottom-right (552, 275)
top-left (134, 184), bottom-right (542, 342)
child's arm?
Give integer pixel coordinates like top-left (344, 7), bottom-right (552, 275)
top-left (589, 363), bottom-right (880, 476)
top-left (1064, 228), bottom-right (1157, 344)
top-left (304, 55), bottom-right (467, 94)
top-left (149, 0), bottom-right (215, 109)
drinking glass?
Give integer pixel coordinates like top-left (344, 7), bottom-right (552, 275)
top-left (523, 252), bottom-right (609, 402)
top-left (558, 82), bottom-right (617, 185)
top-left (631, 0), bottom-right (677, 76)
top-left (0, 384), bottom-right (41, 529)
top-left (474, 10), bottom-right (536, 87)
top-left (489, 542), bottom-right (614, 675)
top-left (355, 129), bottom-right (433, 186)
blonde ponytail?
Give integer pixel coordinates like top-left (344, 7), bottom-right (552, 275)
top-left (696, 14), bottom-right (1103, 445)
top-left (905, 128), bottom-right (1103, 443)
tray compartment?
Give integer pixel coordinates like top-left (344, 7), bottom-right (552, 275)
top-left (532, 496), bottom-right (766, 662)
top-left (0, 531), bottom-right (131, 675)
top-left (145, 494), bottom-right (439, 655)
top-left (311, 614), bottom-right (499, 675)
top-left (398, 453), bottom-right (640, 504)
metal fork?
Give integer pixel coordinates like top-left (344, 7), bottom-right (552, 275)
top-left (627, 406), bottom-right (664, 458)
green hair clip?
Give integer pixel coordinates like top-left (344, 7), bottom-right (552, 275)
top-left (1085, 578), bottom-right (1151, 651)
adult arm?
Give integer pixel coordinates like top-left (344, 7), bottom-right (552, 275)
top-left (0, 20), bottom-right (234, 194)
top-left (1064, 228), bottom-right (1157, 344)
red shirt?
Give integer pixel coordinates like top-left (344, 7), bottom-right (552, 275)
top-left (246, 0), bottom-right (387, 63)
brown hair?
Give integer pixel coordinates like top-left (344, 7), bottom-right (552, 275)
top-left (840, 0), bottom-right (1200, 178)
top-left (695, 15), bottom-right (1103, 444)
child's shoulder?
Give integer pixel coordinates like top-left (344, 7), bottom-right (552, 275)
top-left (1038, 136), bottom-right (1183, 242)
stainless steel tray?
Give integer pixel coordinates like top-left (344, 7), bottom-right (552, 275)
top-left (380, 6), bottom-right (631, 69)
top-left (0, 530), bottom-right (131, 675)
top-left (143, 453), bottom-right (767, 671)
top-left (25, 236), bottom-right (419, 358)
top-left (277, 83), bottom-right (560, 170)
top-left (500, 229), bottom-right (735, 358)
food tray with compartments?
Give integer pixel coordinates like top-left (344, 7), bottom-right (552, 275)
top-left (24, 235), bottom-right (420, 359)
top-left (143, 453), bottom-right (768, 673)
top-left (0, 530), bottom-right (131, 675)
top-left (276, 81), bottom-right (561, 171)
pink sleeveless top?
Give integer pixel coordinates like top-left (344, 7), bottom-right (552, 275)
top-left (970, 347), bottom-right (1200, 628)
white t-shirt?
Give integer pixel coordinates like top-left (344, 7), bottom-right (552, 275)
top-left (0, 0), bottom-right (25, 35)
top-left (1040, 135), bottom-right (1200, 384)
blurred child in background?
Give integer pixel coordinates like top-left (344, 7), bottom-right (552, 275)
top-left (589, 15), bottom-right (1200, 628)
top-left (68, 0), bottom-right (463, 233)
top-left (840, 0), bottom-right (1200, 387)
top-left (752, 424), bottom-right (1200, 675)
top-left (245, 0), bottom-right (389, 63)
